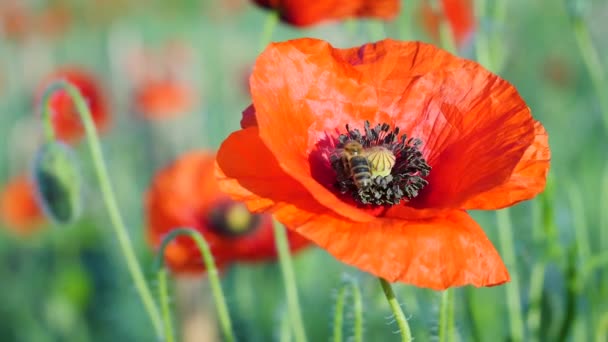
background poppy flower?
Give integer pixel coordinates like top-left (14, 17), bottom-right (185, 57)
top-left (36, 67), bottom-right (109, 144)
top-left (124, 41), bottom-right (198, 120)
top-left (216, 38), bottom-right (550, 290)
top-left (146, 151), bottom-right (310, 274)
top-left (252, 0), bottom-right (400, 27)
top-left (420, 0), bottom-right (475, 48)
top-left (133, 80), bottom-right (196, 119)
top-left (0, 175), bottom-right (45, 236)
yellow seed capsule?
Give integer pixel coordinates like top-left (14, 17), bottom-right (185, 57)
top-left (365, 146), bottom-right (396, 178)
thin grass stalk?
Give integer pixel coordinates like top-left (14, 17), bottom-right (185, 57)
top-left (567, 185), bottom-right (592, 267)
top-left (378, 278), bottom-right (412, 342)
top-left (272, 220), bottom-right (308, 342)
top-left (596, 311), bottom-right (608, 342)
top-left (40, 81), bottom-right (164, 339)
top-left (527, 199), bottom-right (546, 342)
top-left (601, 164), bottom-right (608, 295)
top-left (154, 228), bottom-right (235, 342)
top-left (438, 289), bottom-right (455, 342)
top-left (568, 8), bottom-right (608, 134)
top-left (258, 10), bottom-right (279, 52)
top-left (496, 209), bottom-right (525, 342)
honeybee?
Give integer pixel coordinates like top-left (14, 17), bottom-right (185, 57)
top-left (341, 140), bottom-right (372, 189)
top-left (336, 141), bottom-right (397, 190)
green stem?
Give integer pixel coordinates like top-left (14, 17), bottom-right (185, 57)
top-left (279, 308), bottom-right (293, 342)
top-left (351, 281), bottom-right (363, 342)
top-left (496, 209), bottom-right (525, 342)
top-left (567, 185), bottom-right (591, 266)
top-left (272, 220), bottom-right (308, 342)
top-left (378, 278), bottom-right (412, 342)
top-left (596, 311), bottom-right (608, 342)
top-left (158, 269), bottom-right (175, 342)
top-left (438, 289), bottom-right (455, 342)
top-left (333, 286), bottom-right (346, 342)
top-left (40, 81), bottom-right (164, 339)
top-left (154, 228), bottom-right (235, 342)
top-left (601, 164), bottom-right (608, 295)
top-left (527, 262), bottom-right (545, 341)
top-left (332, 278), bottom-right (363, 342)
top-left (258, 10), bottom-right (279, 53)
top-left (570, 13), bottom-right (608, 134)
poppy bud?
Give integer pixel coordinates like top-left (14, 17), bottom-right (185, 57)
top-left (32, 142), bottom-right (82, 224)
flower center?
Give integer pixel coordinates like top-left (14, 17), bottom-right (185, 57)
top-left (330, 121), bottom-right (431, 206)
top-left (207, 201), bottom-right (261, 237)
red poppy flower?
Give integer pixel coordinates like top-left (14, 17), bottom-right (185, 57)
top-left (253, 0), bottom-right (400, 27)
top-left (124, 42), bottom-right (197, 120)
top-left (420, 0), bottom-right (474, 48)
top-left (134, 80), bottom-right (196, 119)
top-left (36, 67), bottom-right (109, 144)
top-left (0, 175), bottom-right (45, 236)
top-left (216, 38), bottom-right (550, 290)
top-left (146, 151), bottom-right (311, 274)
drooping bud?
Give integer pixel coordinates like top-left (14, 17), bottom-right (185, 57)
top-left (32, 142), bottom-right (82, 224)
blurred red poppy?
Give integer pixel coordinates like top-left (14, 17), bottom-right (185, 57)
top-left (0, 175), bottom-right (45, 236)
top-left (253, 0), bottom-right (400, 27)
top-left (216, 38), bottom-right (550, 290)
top-left (420, 0), bottom-right (474, 48)
top-left (36, 68), bottom-right (109, 144)
top-left (125, 42), bottom-right (197, 120)
top-left (146, 151), bottom-right (311, 274)
top-left (0, 1), bottom-right (71, 41)
top-left (134, 80), bottom-right (196, 119)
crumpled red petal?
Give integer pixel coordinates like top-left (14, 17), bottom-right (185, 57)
top-left (250, 38), bottom-right (540, 212)
top-left (462, 121), bottom-right (550, 209)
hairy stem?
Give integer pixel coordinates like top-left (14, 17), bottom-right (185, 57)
top-left (379, 278), bottom-right (412, 342)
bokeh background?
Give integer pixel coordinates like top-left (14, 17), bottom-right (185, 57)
top-left (1, 0), bottom-right (607, 341)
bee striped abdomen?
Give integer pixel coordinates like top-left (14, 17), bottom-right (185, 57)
top-left (349, 156), bottom-right (372, 188)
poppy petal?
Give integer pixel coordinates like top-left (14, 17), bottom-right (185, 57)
top-left (251, 38), bottom-right (537, 210)
top-left (461, 121), bottom-right (550, 209)
top-left (275, 207), bottom-right (509, 289)
top-left (253, 0), bottom-right (400, 27)
top-left (216, 127), bottom-right (375, 222)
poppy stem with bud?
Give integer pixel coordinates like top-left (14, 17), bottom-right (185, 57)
top-left (272, 219), bottom-right (308, 342)
top-left (378, 278), bottom-right (412, 342)
top-left (154, 228), bottom-right (235, 342)
top-left (39, 81), bottom-right (165, 340)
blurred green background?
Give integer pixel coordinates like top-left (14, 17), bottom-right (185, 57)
top-left (1, 0), bottom-right (607, 341)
